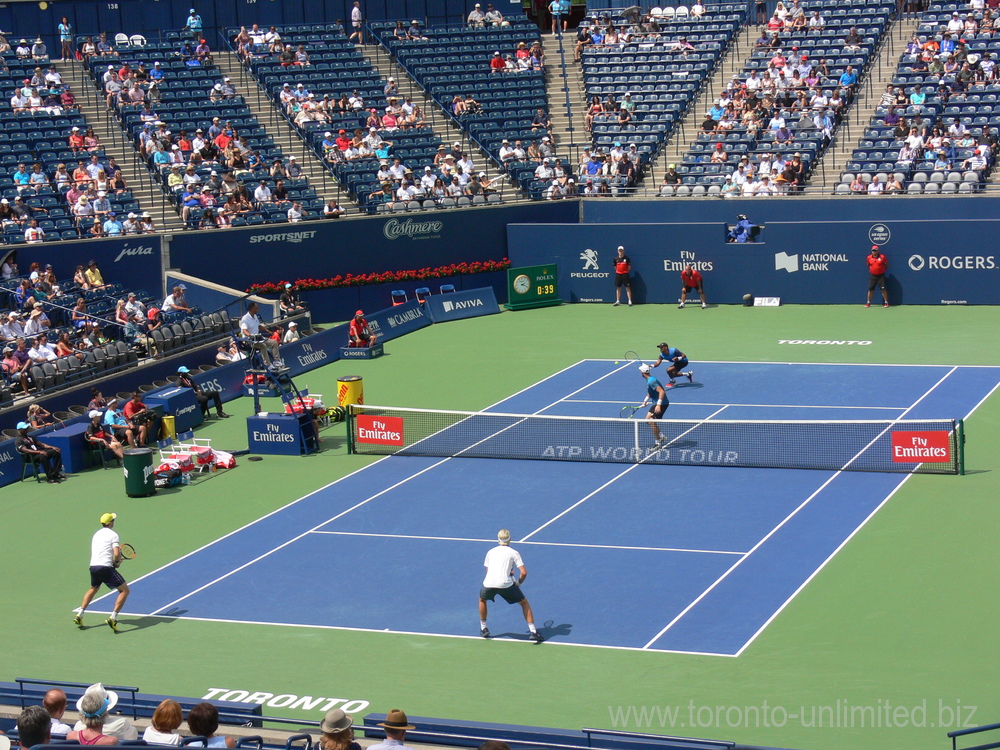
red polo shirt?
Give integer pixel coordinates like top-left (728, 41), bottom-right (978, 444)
top-left (867, 252), bottom-right (888, 275)
top-left (681, 268), bottom-right (703, 287)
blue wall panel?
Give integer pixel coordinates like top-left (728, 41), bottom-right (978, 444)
top-left (509, 219), bottom-right (1000, 306)
top-left (168, 202), bottom-right (577, 293)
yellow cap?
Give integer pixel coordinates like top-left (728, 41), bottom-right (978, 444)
top-left (100, 512), bottom-right (117, 525)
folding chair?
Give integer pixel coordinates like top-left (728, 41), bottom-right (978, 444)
top-left (157, 437), bottom-right (194, 473)
top-left (173, 430), bottom-right (214, 473)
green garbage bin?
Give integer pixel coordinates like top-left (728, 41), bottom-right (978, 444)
top-left (123, 448), bottom-right (156, 497)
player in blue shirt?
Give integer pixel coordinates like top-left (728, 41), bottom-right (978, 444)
top-left (639, 364), bottom-right (668, 447)
top-left (652, 341), bottom-right (694, 387)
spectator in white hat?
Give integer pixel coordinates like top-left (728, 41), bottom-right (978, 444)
top-left (468, 3), bottom-right (486, 27)
top-left (85, 409), bottom-right (124, 461)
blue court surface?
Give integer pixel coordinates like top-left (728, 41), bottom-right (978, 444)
top-left (99, 361), bottom-right (1000, 656)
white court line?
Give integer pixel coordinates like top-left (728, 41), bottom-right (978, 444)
top-left (99, 611), bottom-right (737, 657)
top-left (89, 358), bottom-right (598, 607)
top-left (588, 359), bottom-right (1000, 369)
top-left (97, 361), bottom-right (1000, 655)
top-left (564, 398), bottom-right (909, 411)
top-left (733, 368), bottom-right (1000, 657)
top-left (640, 366), bottom-right (960, 651)
top-left (309, 530), bottom-right (745, 556)
top-left (137, 360), bottom-right (632, 614)
top-left (148, 457), bottom-right (456, 615)
top-left (520, 406), bottom-right (730, 543)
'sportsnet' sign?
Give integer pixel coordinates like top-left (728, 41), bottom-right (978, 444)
top-left (891, 431), bottom-right (952, 462)
top-left (355, 415), bottom-right (404, 446)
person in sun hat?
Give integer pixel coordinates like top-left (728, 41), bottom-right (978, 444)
top-left (479, 529), bottom-right (543, 641)
top-left (69, 683), bottom-right (137, 740)
top-left (73, 514), bottom-right (130, 633)
top-left (317, 708), bottom-right (361, 750)
top-left (368, 710), bottom-right (416, 750)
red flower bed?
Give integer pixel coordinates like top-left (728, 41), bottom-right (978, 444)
top-left (248, 259), bottom-right (510, 294)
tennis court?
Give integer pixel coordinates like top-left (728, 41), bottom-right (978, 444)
top-left (92, 359), bottom-right (1000, 656)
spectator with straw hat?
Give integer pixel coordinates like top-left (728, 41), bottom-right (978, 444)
top-left (368, 710), bottom-right (415, 750)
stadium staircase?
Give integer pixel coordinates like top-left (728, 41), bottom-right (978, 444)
top-left (647, 22), bottom-right (756, 189)
top-left (814, 14), bottom-right (923, 190)
top-left (212, 50), bottom-right (344, 207)
top-left (541, 34), bottom-right (590, 166)
top-left (52, 60), bottom-right (186, 232)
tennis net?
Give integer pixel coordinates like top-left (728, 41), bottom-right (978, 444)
top-left (347, 405), bottom-right (964, 474)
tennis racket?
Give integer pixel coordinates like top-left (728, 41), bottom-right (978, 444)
top-left (620, 404), bottom-right (642, 419)
top-left (119, 543), bottom-right (136, 560)
top-left (624, 350), bottom-right (642, 365)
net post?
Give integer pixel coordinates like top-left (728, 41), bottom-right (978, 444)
top-left (346, 405), bottom-right (356, 455)
top-left (957, 418), bottom-right (965, 476)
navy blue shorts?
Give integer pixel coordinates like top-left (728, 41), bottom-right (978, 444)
top-left (90, 565), bottom-right (126, 589)
top-left (667, 358), bottom-right (689, 371)
top-left (480, 583), bottom-right (525, 604)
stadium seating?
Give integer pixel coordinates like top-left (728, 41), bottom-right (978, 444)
top-left (79, 40), bottom-right (323, 225)
top-left (579, 3), bottom-right (746, 193)
top-left (835, 7), bottom-right (998, 195)
top-left (0, 272), bottom-right (225, 398)
top-left (0, 51), bottom-right (140, 242)
top-left (674, 0), bottom-right (895, 195)
top-left (370, 17), bottom-right (551, 198)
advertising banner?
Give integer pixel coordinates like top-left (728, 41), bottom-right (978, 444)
top-left (424, 287), bottom-right (501, 323)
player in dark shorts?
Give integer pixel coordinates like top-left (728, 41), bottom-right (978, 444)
top-left (74, 512), bottom-right (129, 631)
top-left (613, 245), bottom-right (633, 307)
top-left (639, 364), bottom-right (668, 447)
top-left (865, 245), bottom-right (889, 307)
top-left (652, 342), bottom-right (694, 387)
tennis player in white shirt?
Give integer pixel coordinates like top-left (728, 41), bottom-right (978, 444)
top-left (479, 528), bottom-right (543, 641)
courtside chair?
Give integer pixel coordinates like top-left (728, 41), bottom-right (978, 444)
top-left (391, 289), bottom-right (407, 306)
top-left (21, 453), bottom-right (44, 483)
top-left (415, 287), bottom-right (431, 304)
top-left (439, 284), bottom-right (456, 294)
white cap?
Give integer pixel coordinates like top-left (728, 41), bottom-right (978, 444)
top-left (288, 321), bottom-right (297, 327)
top-left (325, 131), bottom-right (332, 136)
top-left (639, 364), bottom-right (650, 374)
top-left (224, 76), bottom-right (231, 81)
top-left (479, 171), bottom-right (486, 178)
top-left (425, 166), bottom-right (432, 171)
top-left (617, 245), bottom-right (624, 251)
top-left (388, 76), bottom-right (394, 81)
top-left (89, 410), bottom-right (103, 418)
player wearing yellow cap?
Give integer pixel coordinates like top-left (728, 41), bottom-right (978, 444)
top-left (73, 512), bottom-right (129, 632)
